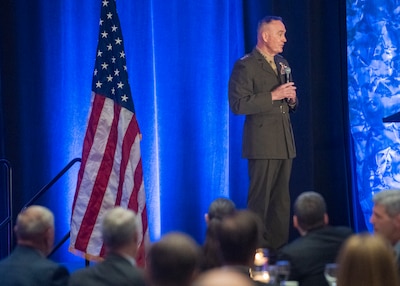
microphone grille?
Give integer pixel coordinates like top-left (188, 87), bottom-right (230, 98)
top-left (285, 66), bottom-right (291, 73)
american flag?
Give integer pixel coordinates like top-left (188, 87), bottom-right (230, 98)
top-left (69, 0), bottom-right (148, 267)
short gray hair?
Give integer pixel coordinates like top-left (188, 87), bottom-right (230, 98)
top-left (294, 192), bottom-right (326, 231)
top-left (257, 16), bottom-right (283, 33)
top-left (15, 205), bottom-right (54, 240)
top-left (372, 190), bottom-right (400, 217)
top-left (102, 207), bottom-right (139, 249)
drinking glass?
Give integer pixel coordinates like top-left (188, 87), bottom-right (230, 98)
top-left (252, 248), bottom-right (269, 272)
top-left (250, 248), bottom-right (269, 283)
top-left (267, 265), bottom-right (278, 284)
top-left (276, 260), bottom-right (290, 285)
top-left (324, 263), bottom-right (338, 286)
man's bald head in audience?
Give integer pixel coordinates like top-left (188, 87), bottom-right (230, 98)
top-left (14, 205), bottom-right (55, 256)
top-left (192, 268), bottom-right (255, 286)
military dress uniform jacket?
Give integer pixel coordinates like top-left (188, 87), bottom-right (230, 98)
top-left (228, 48), bottom-right (297, 160)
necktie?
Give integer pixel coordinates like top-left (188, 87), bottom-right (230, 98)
top-left (268, 59), bottom-right (278, 75)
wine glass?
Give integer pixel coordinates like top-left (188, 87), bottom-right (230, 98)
top-left (324, 263), bottom-right (338, 286)
top-left (276, 260), bottom-right (290, 285)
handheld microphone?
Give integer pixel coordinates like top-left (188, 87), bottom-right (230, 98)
top-left (284, 66), bottom-right (294, 105)
top-left (284, 66), bottom-right (291, 83)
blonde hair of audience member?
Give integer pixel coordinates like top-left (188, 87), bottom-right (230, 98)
top-left (147, 232), bottom-right (201, 286)
top-left (102, 206), bottom-right (139, 258)
top-left (192, 268), bottom-right (255, 286)
top-left (14, 205), bottom-right (55, 256)
top-left (336, 233), bottom-right (400, 286)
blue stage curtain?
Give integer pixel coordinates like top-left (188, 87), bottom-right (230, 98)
top-left (0, 0), bottom-right (247, 263)
top-left (118, 0), bottom-right (247, 240)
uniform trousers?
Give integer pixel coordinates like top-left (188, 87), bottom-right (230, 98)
top-left (247, 158), bottom-right (292, 250)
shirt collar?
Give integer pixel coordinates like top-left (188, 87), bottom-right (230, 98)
top-left (256, 47), bottom-right (275, 63)
top-left (121, 253), bottom-right (137, 267)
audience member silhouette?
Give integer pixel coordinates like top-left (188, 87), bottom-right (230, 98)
top-left (278, 191), bottom-right (353, 286)
top-left (204, 197), bottom-right (236, 224)
top-left (217, 209), bottom-right (260, 281)
top-left (68, 207), bottom-right (146, 286)
top-left (146, 231), bottom-right (201, 286)
top-left (370, 189), bottom-right (400, 271)
top-left (0, 205), bottom-right (69, 286)
top-left (201, 197), bottom-right (236, 271)
top-left (336, 233), bottom-right (400, 286)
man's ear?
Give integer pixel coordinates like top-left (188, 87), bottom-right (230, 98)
top-left (293, 215), bottom-right (298, 228)
top-left (324, 213), bottom-right (329, 225)
top-left (393, 213), bottom-right (400, 228)
top-left (204, 214), bottom-right (209, 225)
top-left (262, 32), bottom-right (269, 43)
top-left (293, 215), bottom-right (307, 236)
top-left (43, 227), bottom-right (54, 255)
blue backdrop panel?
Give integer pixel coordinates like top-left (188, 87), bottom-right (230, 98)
top-left (347, 0), bottom-right (400, 231)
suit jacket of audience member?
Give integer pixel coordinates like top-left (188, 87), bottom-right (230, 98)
top-left (0, 245), bottom-right (69, 286)
top-left (68, 253), bottom-right (146, 286)
top-left (277, 226), bottom-right (353, 286)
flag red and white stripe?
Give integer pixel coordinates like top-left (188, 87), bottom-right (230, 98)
top-left (69, 0), bottom-right (148, 267)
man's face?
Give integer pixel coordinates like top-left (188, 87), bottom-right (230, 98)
top-left (263, 20), bottom-right (287, 55)
top-left (370, 204), bottom-right (399, 244)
